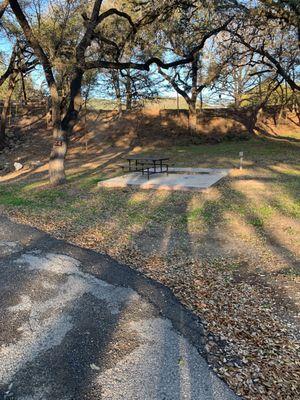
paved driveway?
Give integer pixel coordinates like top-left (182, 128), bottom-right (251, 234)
top-left (0, 216), bottom-right (239, 400)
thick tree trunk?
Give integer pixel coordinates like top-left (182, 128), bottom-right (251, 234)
top-left (188, 58), bottom-right (198, 132)
top-left (49, 99), bottom-right (67, 186)
top-left (248, 107), bottom-right (260, 135)
top-left (0, 72), bottom-right (17, 149)
top-left (234, 95), bottom-right (242, 108)
top-left (9, 0), bottom-right (88, 186)
top-left (188, 101), bottom-right (197, 133)
top-left (49, 129), bottom-right (68, 186)
top-left (248, 80), bottom-right (284, 135)
top-left (49, 68), bottom-right (83, 186)
top-left (125, 73), bottom-right (132, 111)
top-left (48, 81), bottom-right (67, 185)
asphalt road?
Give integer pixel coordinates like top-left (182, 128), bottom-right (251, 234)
top-left (0, 216), bottom-right (240, 400)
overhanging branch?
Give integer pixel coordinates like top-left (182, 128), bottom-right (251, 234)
top-left (85, 17), bottom-right (234, 72)
top-left (97, 8), bottom-right (137, 33)
top-left (228, 29), bottom-right (300, 91)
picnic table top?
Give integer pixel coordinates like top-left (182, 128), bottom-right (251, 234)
top-left (126, 155), bottom-right (170, 161)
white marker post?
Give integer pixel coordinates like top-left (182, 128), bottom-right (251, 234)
top-left (239, 151), bottom-right (244, 170)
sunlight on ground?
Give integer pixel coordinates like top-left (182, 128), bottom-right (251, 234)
top-left (1, 136), bottom-right (299, 400)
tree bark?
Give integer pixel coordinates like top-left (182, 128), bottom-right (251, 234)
top-left (20, 71), bottom-right (27, 104)
top-left (125, 72), bottom-right (132, 111)
top-left (49, 67), bottom-right (84, 186)
top-left (49, 96), bottom-right (67, 186)
top-left (0, 71), bottom-right (17, 149)
top-left (111, 70), bottom-right (123, 116)
top-left (48, 133), bottom-right (68, 185)
top-left (199, 91), bottom-right (203, 110)
top-left (188, 101), bottom-right (197, 132)
top-left (189, 57), bottom-right (199, 132)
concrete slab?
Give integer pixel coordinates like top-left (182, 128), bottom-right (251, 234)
top-left (98, 168), bottom-right (230, 191)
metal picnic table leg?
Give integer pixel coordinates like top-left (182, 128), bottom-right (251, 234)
top-left (153, 160), bottom-right (156, 173)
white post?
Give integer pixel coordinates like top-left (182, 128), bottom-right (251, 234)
top-left (239, 151), bottom-right (244, 170)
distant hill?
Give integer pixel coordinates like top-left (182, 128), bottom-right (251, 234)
top-left (87, 97), bottom-right (211, 111)
top-left (144, 97), bottom-right (210, 110)
top-left (88, 98), bottom-right (119, 110)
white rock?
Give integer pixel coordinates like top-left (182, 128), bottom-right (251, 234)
top-left (14, 162), bottom-right (23, 171)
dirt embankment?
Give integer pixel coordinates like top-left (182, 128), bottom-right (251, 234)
top-left (72, 107), bottom-right (299, 146)
top-left (4, 102), bottom-right (299, 145)
top-left (1, 105), bottom-right (299, 174)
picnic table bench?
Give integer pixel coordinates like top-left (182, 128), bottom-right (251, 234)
top-left (120, 155), bottom-right (170, 180)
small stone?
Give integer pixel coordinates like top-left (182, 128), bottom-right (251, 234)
top-left (14, 162), bottom-right (23, 171)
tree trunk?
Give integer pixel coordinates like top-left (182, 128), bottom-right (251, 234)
top-left (234, 94), bottom-right (241, 108)
top-left (188, 101), bottom-right (197, 133)
top-left (49, 67), bottom-right (83, 186)
top-left (111, 70), bottom-right (122, 117)
top-left (20, 71), bottom-right (27, 104)
top-left (199, 91), bottom-right (203, 110)
top-left (49, 132), bottom-right (68, 185)
top-left (125, 73), bottom-right (132, 111)
top-left (188, 57), bottom-right (198, 132)
top-left (248, 106), bottom-right (260, 135)
top-left (248, 80), bottom-right (283, 135)
top-left (48, 81), bottom-right (67, 185)
top-left (49, 101), bottom-right (67, 186)
top-left (0, 71), bottom-right (17, 149)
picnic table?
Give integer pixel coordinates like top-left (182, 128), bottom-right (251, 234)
top-left (125, 155), bottom-right (170, 179)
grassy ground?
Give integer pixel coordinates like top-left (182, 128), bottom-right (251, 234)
top-left (0, 134), bottom-right (300, 399)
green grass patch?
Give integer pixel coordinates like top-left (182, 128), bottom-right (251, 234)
top-left (248, 216), bottom-right (264, 228)
top-left (187, 200), bottom-right (223, 224)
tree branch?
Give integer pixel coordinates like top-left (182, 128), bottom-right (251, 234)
top-left (92, 32), bottom-right (121, 58)
top-left (85, 17), bottom-right (234, 72)
top-left (97, 8), bottom-right (137, 33)
top-left (8, 0), bottom-right (57, 90)
top-left (0, 44), bottom-right (17, 87)
top-left (158, 67), bottom-right (191, 103)
top-left (229, 29), bottom-right (300, 91)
